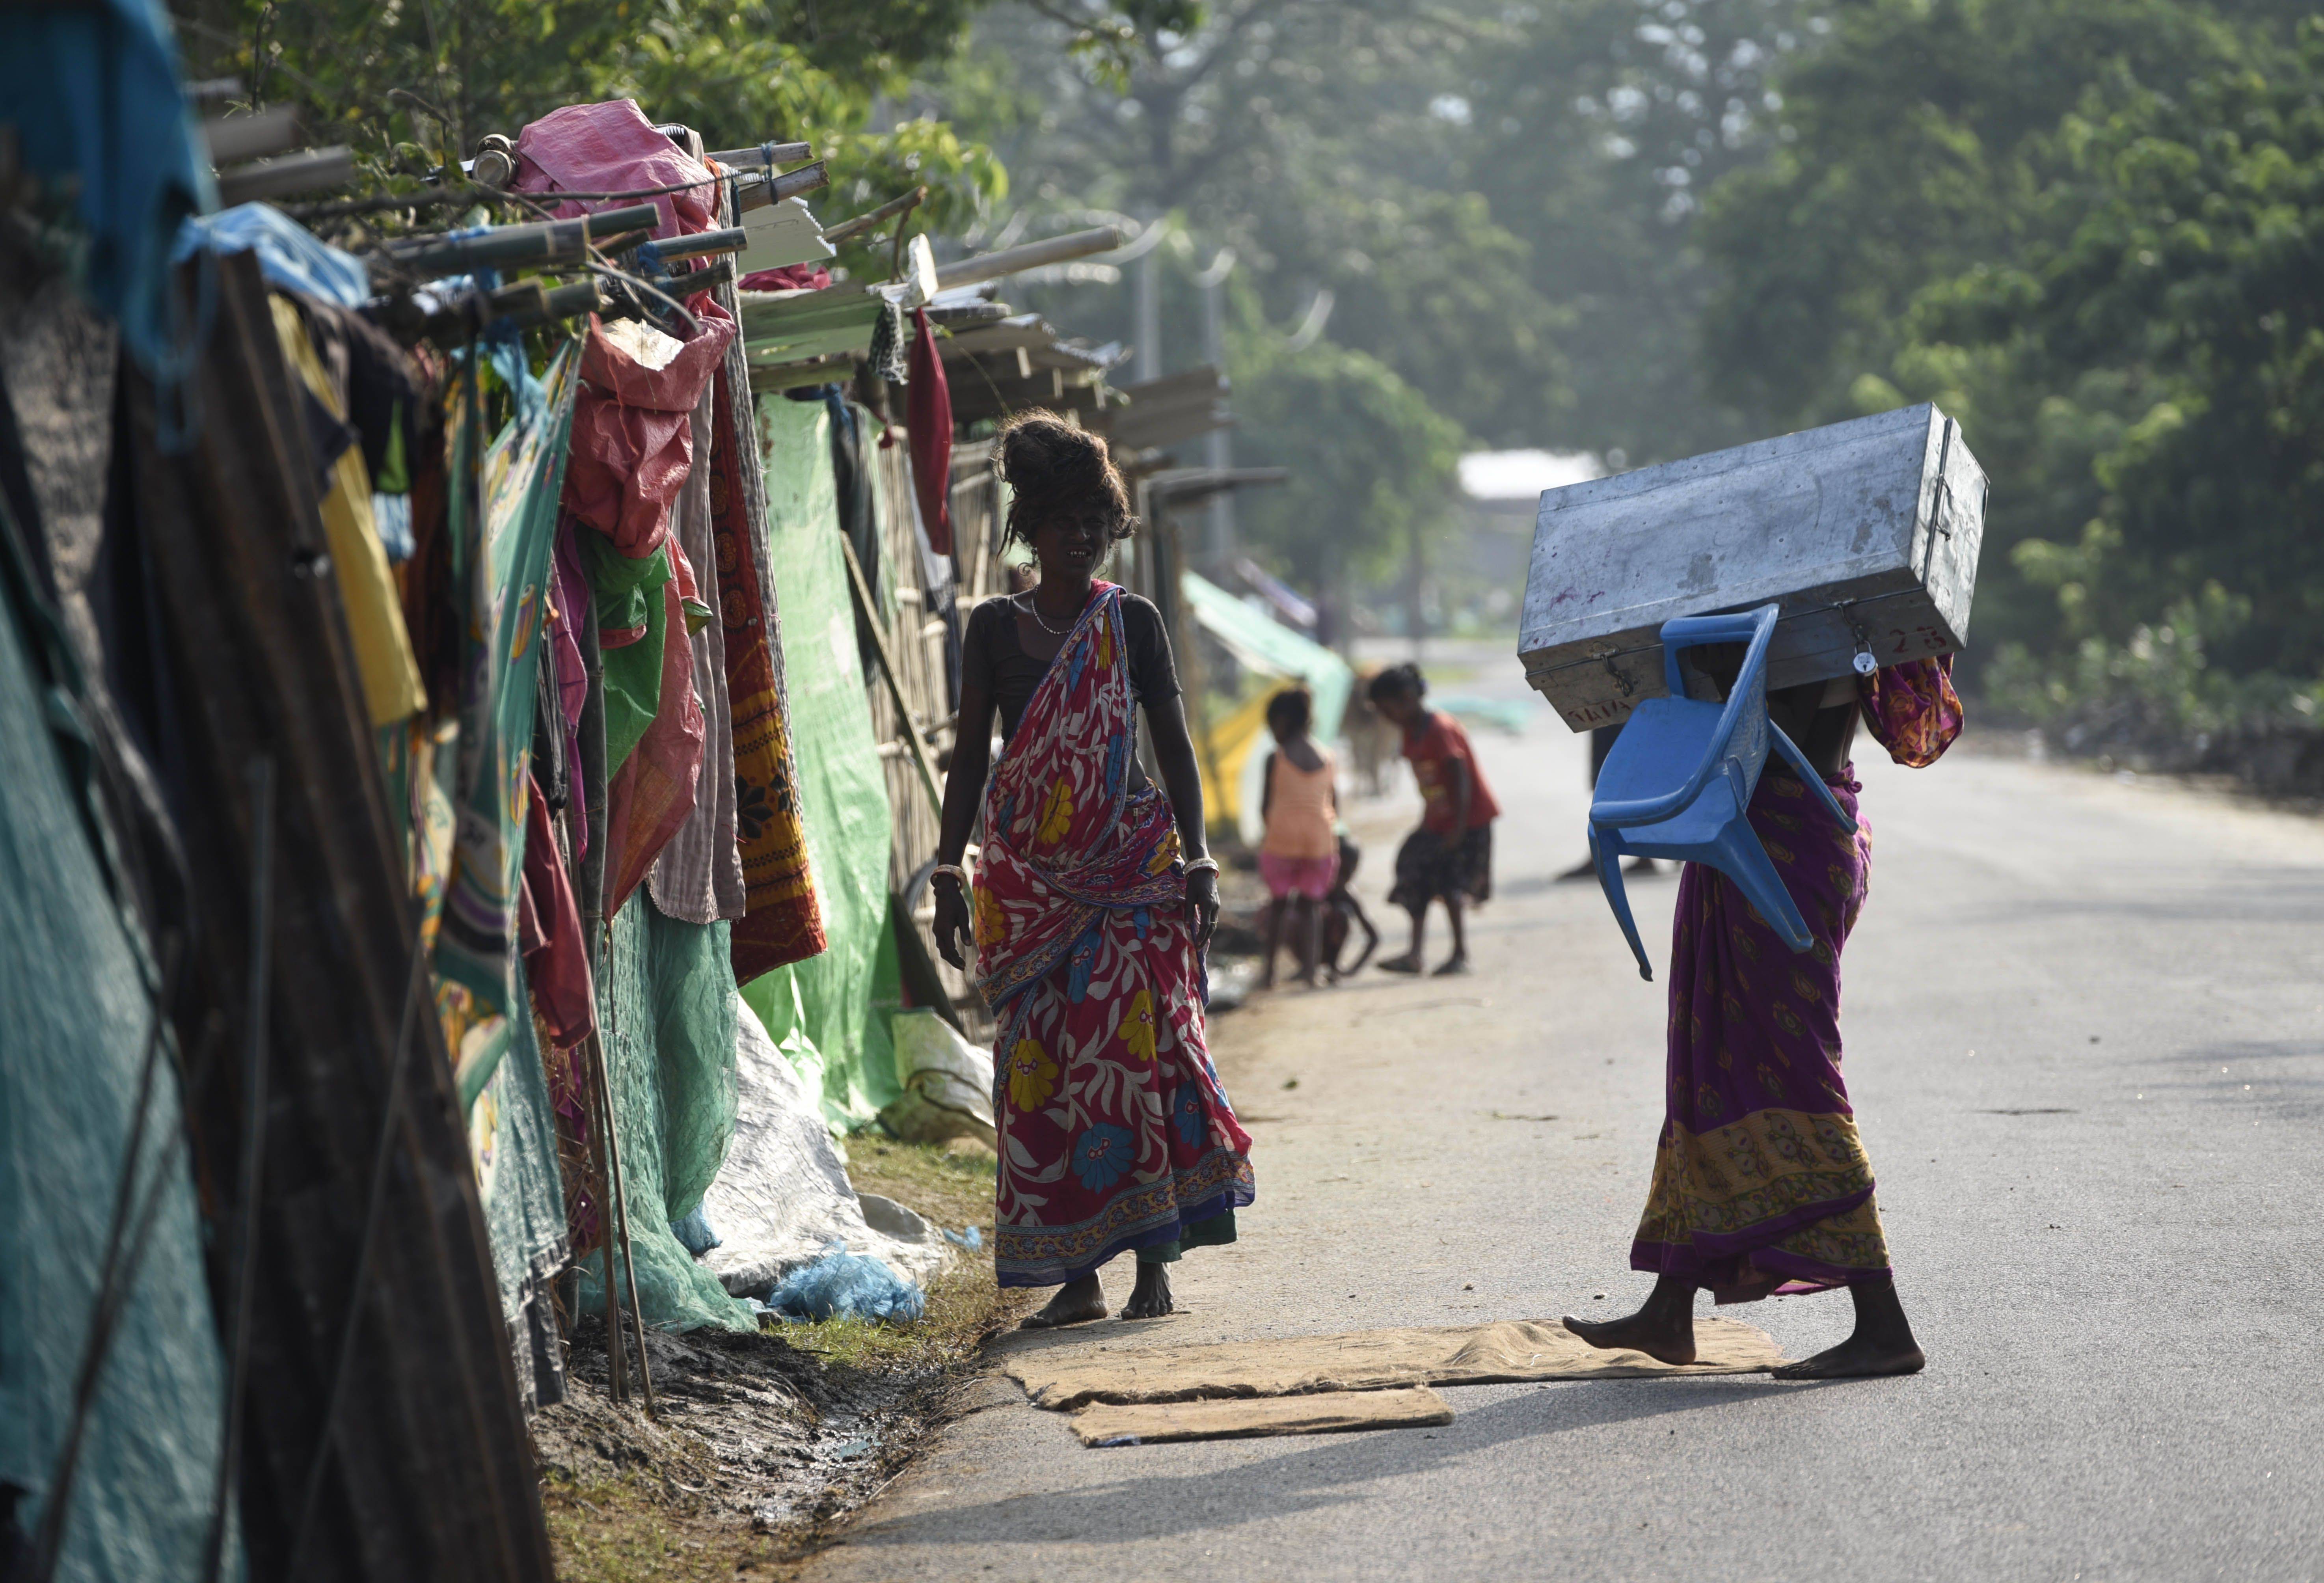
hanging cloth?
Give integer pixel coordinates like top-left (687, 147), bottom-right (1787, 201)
top-left (906, 306), bottom-right (954, 558)
top-left (0, 0), bottom-right (214, 375)
top-left (433, 340), bottom-right (582, 1103)
top-left (714, 326), bottom-right (826, 979)
top-left (267, 296), bottom-right (426, 726)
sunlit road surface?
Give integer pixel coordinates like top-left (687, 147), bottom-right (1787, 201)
top-left (803, 641), bottom-right (2324, 1583)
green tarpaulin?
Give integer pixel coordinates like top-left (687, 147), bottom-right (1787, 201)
top-left (1182, 569), bottom-right (1353, 739)
top-left (576, 894), bottom-right (757, 1333)
top-left (0, 564), bottom-right (240, 1579)
top-left (738, 397), bottom-right (901, 1132)
top-left (472, 961), bottom-right (574, 1402)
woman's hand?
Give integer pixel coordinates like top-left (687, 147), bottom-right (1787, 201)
top-left (1184, 867), bottom-right (1221, 953)
top-left (934, 878), bottom-right (972, 969)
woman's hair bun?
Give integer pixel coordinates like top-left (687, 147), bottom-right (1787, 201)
top-left (996, 411), bottom-right (1137, 546)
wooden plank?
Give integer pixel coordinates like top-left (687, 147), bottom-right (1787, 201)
top-left (932, 226), bottom-right (1123, 292)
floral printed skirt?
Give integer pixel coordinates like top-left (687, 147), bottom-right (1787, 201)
top-left (990, 902), bottom-right (1255, 1289)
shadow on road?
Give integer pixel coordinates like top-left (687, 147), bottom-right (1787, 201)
top-left (842, 1376), bottom-right (1855, 1549)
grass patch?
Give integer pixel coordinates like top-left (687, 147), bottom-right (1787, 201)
top-left (543, 1475), bottom-right (773, 1582)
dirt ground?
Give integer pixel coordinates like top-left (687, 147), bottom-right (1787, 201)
top-left (531, 1140), bottom-right (1034, 1581)
top-left (530, 896), bottom-right (1285, 1580)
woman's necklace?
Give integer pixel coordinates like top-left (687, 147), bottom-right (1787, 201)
top-left (1018, 588), bottom-right (1076, 637)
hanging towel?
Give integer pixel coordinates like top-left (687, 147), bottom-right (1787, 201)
top-left (648, 304), bottom-right (747, 925)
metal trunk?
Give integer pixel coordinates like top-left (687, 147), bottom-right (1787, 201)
top-left (1518, 403), bottom-right (1986, 730)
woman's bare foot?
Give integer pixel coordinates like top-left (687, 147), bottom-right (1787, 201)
top-left (1431, 954), bottom-right (1471, 976)
top-left (1376, 953), bottom-right (1422, 975)
top-left (1771, 1334), bottom-right (1925, 1379)
top-left (1771, 1278), bottom-right (1924, 1379)
top-left (1119, 1264), bottom-right (1174, 1320)
top-left (1020, 1273), bottom-right (1108, 1329)
top-left (1563, 1275), bottom-right (1697, 1365)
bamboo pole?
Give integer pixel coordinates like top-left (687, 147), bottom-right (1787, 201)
top-left (573, 577), bottom-right (628, 1406)
top-left (838, 532), bottom-right (944, 814)
top-left (594, 1009), bottom-right (655, 1416)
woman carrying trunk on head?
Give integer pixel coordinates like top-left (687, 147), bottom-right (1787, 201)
top-left (1565, 657), bottom-right (1962, 1379)
top-left (933, 414), bottom-right (1254, 1328)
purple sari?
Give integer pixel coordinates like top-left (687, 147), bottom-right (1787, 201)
top-left (1631, 658), bottom-right (1961, 1300)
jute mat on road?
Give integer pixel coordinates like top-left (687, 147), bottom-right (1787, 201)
top-left (1004, 1315), bottom-right (1787, 1412)
top-left (1071, 1386), bottom-right (1454, 1446)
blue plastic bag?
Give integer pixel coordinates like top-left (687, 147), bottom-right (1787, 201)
top-left (766, 1241), bottom-right (927, 1324)
top-left (671, 1205), bottom-right (722, 1257)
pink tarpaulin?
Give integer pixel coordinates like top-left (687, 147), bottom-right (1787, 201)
top-left (512, 98), bottom-right (718, 238)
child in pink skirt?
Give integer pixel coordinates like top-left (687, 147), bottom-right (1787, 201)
top-left (1257, 688), bottom-right (1339, 988)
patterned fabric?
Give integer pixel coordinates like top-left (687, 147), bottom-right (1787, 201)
top-left (975, 583), bottom-right (1255, 1287)
top-left (647, 337), bottom-right (747, 926)
top-left (1630, 661), bottom-right (1961, 1299)
top-left (1857, 654), bottom-right (1963, 768)
top-left (713, 324), bottom-right (825, 978)
top-left (434, 341), bottom-right (580, 1106)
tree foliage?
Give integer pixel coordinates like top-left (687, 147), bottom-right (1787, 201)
top-left (1229, 338), bottom-right (1466, 594)
top-left (170, 0), bottom-right (1009, 230)
top-left (1700, 1), bottom-right (2324, 700)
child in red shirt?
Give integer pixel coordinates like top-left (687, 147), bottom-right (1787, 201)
top-left (1367, 664), bottom-right (1499, 976)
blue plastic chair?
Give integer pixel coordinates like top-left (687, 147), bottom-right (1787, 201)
top-left (1588, 603), bottom-right (1857, 981)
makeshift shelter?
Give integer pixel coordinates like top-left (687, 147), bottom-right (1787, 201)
top-left (737, 396), bottom-right (903, 1130)
top-left (6, 16), bottom-right (1288, 1561)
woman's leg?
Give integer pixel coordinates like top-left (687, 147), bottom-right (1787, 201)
top-left (1563, 1274), bottom-right (1697, 1365)
top-left (1771, 1278), bottom-right (1925, 1378)
top-left (1122, 1260), bottom-right (1174, 1319)
top-left (1294, 896), bottom-right (1324, 984)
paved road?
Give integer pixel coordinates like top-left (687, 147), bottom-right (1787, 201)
top-left (805, 649), bottom-right (2324, 1583)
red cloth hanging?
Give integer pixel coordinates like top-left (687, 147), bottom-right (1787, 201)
top-left (562, 311), bottom-right (736, 557)
top-left (906, 305), bottom-right (954, 556)
top-left (518, 775), bottom-right (596, 1051)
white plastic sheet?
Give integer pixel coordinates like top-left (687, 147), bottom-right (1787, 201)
top-left (701, 1011), bottom-right (950, 1295)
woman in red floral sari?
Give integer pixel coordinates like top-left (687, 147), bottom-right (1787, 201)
top-left (934, 415), bottom-right (1252, 1326)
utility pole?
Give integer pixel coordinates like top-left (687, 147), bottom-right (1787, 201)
top-left (1407, 516), bottom-right (1427, 661)
top-left (1196, 247), bottom-right (1236, 566)
top-left (1135, 233), bottom-right (1161, 387)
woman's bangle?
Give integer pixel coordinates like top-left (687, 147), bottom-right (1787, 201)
top-left (932, 863), bottom-right (970, 888)
top-left (1183, 856), bottom-right (1220, 877)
